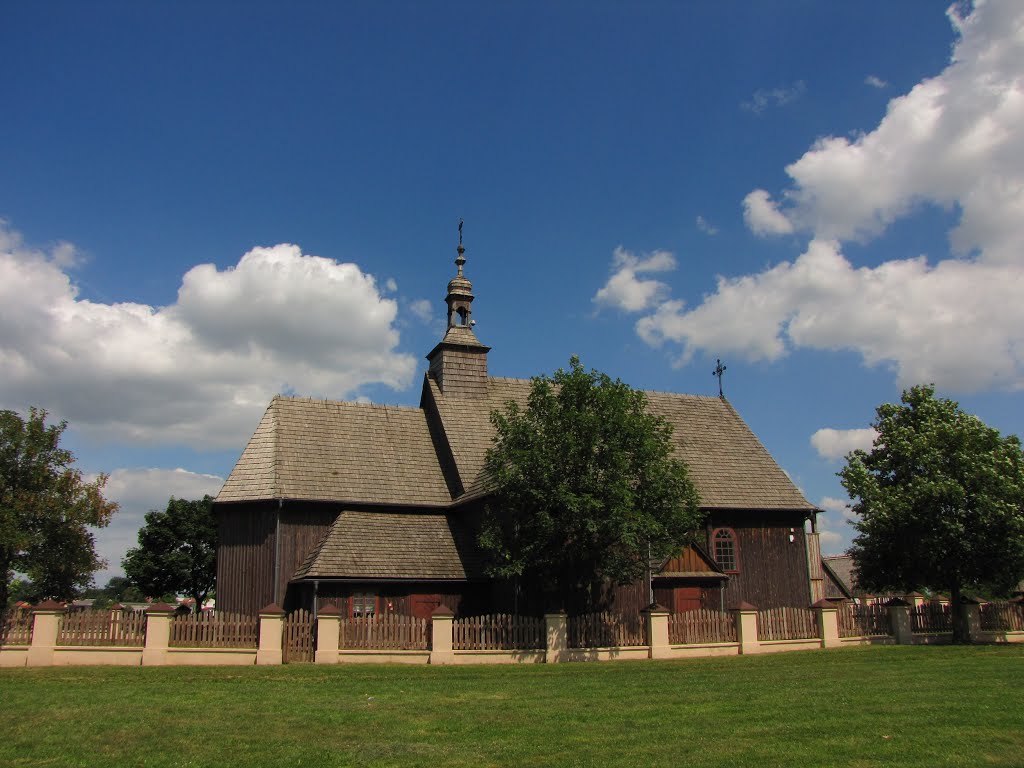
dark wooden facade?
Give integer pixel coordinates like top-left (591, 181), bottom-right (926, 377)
top-left (216, 500), bottom-right (485, 616)
top-left (217, 501), bottom-right (815, 616)
top-left (706, 510), bottom-right (813, 609)
top-left (216, 502), bottom-right (277, 617)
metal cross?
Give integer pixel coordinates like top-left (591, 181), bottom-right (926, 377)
top-left (713, 358), bottom-right (727, 399)
top-left (458, 218), bottom-right (464, 245)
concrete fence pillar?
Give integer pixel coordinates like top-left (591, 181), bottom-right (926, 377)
top-left (731, 602), bottom-right (760, 655)
top-left (544, 611), bottom-right (567, 663)
top-left (26, 600), bottom-right (64, 667)
top-left (256, 604), bottom-right (285, 665)
top-left (887, 598), bottom-right (913, 645)
top-left (960, 597), bottom-right (981, 644)
top-left (429, 605), bottom-right (455, 665)
top-left (643, 605), bottom-right (670, 659)
top-left (812, 599), bottom-right (840, 648)
top-left (315, 605), bottom-right (341, 664)
top-left (141, 602), bottom-right (175, 666)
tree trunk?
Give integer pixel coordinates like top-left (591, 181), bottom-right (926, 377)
top-left (0, 554), bottom-right (12, 613)
top-left (950, 583), bottom-right (969, 644)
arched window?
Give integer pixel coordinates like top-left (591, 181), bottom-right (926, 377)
top-left (712, 528), bottom-right (739, 573)
top-left (456, 306), bottom-right (469, 326)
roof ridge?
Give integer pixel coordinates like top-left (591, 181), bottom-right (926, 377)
top-left (274, 394), bottom-right (425, 414)
top-left (269, 398), bottom-right (282, 498)
top-left (642, 389), bottom-right (723, 401)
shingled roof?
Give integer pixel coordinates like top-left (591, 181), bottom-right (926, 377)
top-left (429, 376), bottom-right (815, 511)
top-left (216, 396), bottom-right (452, 506)
top-left (292, 510), bottom-right (484, 581)
top-left (218, 375), bottom-right (815, 513)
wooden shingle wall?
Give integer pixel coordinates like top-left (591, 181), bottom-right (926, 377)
top-left (710, 511), bottom-right (813, 608)
top-left (216, 503), bottom-right (277, 616)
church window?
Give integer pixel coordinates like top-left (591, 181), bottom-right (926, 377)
top-left (713, 528), bottom-right (739, 572)
top-left (352, 592), bottom-right (376, 617)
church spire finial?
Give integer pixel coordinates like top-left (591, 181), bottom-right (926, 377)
top-left (456, 218), bottom-right (466, 276)
top-left (445, 220), bottom-right (474, 329)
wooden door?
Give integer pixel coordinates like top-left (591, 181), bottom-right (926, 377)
top-left (411, 594), bottom-right (442, 620)
top-left (673, 587), bottom-right (703, 613)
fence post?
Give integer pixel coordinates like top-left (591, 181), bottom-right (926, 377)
top-left (141, 602), bottom-right (175, 666)
top-left (430, 605), bottom-right (455, 665)
top-left (887, 598), bottom-right (913, 645)
top-left (256, 604), bottom-right (285, 665)
top-left (544, 611), bottom-right (567, 663)
top-left (26, 600), bottom-right (64, 667)
top-left (643, 604), bottom-right (670, 659)
top-left (812, 599), bottom-right (840, 648)
top-left (960, 597), bottom-right (981, 644)
top-left (315, 604), bottom-right (341, 664)
top-left (731, 602), bottom-right (760, 655)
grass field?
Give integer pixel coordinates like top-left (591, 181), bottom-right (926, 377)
top-left (1, 645), bottom-right (1022, 767)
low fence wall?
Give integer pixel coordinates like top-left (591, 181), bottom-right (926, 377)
top-left (3, 597), bottom-right (1021, 668)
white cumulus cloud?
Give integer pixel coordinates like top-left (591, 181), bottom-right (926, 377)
top-left (593, 247), bottom-right (677, 313)
top-left (864, 75), bottom-right (889, 89)
top-left (0, 222), bottom-right (417, 448)
top-left (626, 0), bottom-right (1024, 393)
top-left (743, 189), bottom-right (795, 236)
top-left (811, 427), bottom-right (879, 460)
top-left (750, 0), bottom-right (1024, 255)
top-left (636, 235), bottom-right (1024, 390)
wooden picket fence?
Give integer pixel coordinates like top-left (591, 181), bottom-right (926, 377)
top-left (757, 606), bottom-right (817, 641)
top-left (170, 611), bottom-right (258, 648)
top-left (837, 603), bottom-right (892, 638)
top-left (567, 612), bottom-right (645, 648)
top-left (667, 609), bottom-right (737, 644)
top-left (979, 601), bottom-right (1024, 632)
top-left (58, 608), bottom-right (147, 647)
top-left (339, 613), bottom-right (429, 651)
top-left (283, 609), bottom-right (315, 663)
top-left (0, 609), bottom-right (33, 646)
top-left (453, 614), bottom-right (545, 650)
top-left (911, 603), bottom-right (952, 633)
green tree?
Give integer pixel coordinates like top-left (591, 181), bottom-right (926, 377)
top-left (123, 496), bottom-right (217, 613)
top-left (82, 576), bottom-right (147, 605)
top-left (479, 357), bottom-right (702, 610)
top-left (840, 385), bottom-right (1024, 642)
top-left (0, 408), bottom-right (117, 609)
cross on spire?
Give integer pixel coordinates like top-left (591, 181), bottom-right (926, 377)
top-left (458, 218), bottom-right (464, 246)
top-left (713, 358), bottom-right (727, 399)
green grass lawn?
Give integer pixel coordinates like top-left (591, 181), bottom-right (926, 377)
top-left (1, 645), bottom-right (1022, 768)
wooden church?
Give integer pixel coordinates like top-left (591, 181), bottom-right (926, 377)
top-left (214, 238), bottom-right (823, 618)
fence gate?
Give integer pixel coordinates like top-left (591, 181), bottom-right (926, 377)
top-left (282, 609), bottom-right (315, 663)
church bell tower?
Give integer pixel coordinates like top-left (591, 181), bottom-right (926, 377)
top-left (425, 224), bottom-right (490, 398)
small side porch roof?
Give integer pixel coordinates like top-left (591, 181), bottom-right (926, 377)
top-left (293, 510), bottom-right (485, 582)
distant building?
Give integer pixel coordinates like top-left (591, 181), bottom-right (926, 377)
top-left (214, 238), bottom-right (822, 617)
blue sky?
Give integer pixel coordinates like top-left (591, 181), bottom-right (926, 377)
top-left (3, 1), bottom-right (1023, 585)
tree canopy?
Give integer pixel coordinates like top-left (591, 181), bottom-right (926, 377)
top-left (841, 385), bottom-right (1024, 638)
top-left (0, 408), bottom-right (117, 609)
top-left (479, 357), bottom-right (702, 610)
top-left (123, 495), bottom-right (217, 612)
